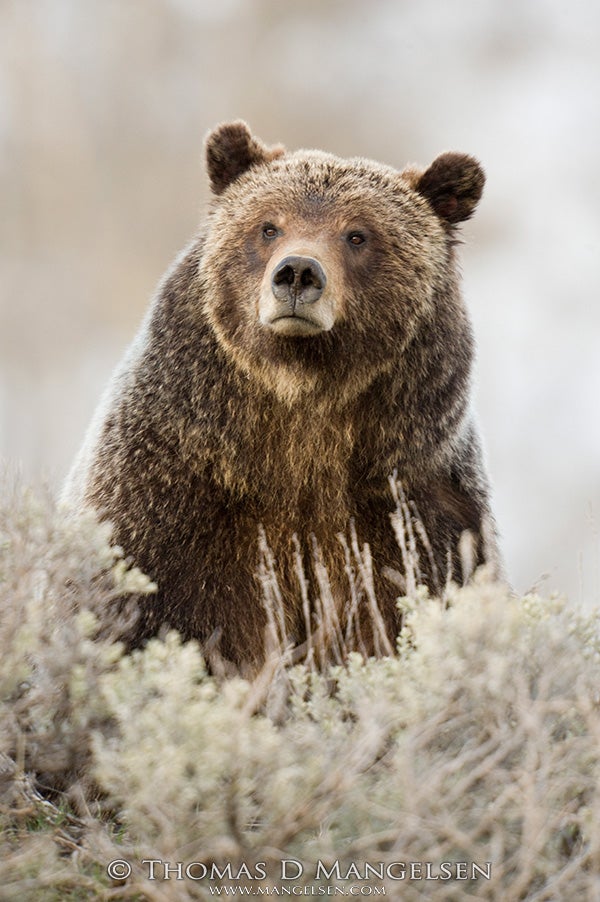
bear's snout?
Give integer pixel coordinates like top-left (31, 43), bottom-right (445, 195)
top-left (261, 253), bottom-right (335, 336)
top-left (271, 255), bottom-right (327, 308)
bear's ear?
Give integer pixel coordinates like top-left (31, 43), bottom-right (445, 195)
top-left (205, 120), bottom-right (285, 195)
top-left (416, 152), bottom-right (485, 224)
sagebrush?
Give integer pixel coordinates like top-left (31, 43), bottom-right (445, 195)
top-left (1, 475), bottom-right (600, 900)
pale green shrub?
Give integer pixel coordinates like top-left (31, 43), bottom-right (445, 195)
top-left (0, 476), bottom-right (153, 899)
top-left (1, 476), bottom-right (600, 900)
top-left (89, 582), bottom-right (600, 900)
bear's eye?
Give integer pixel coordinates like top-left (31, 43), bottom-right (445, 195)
top-left (262, 224), bottom-right (279, 240)
top-left (347, 231), bottom-right (366, 247)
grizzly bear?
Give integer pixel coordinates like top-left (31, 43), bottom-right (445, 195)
top-left (63, 120), bottom-right (501, 672)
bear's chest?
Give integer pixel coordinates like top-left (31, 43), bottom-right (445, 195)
top-left (212, 401), bottom-right (356, 527)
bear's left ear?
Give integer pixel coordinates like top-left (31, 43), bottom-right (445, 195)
top-left (416, 152), bottom-right (485, 224)
top-left (205, 120), bottom-right (285, 195)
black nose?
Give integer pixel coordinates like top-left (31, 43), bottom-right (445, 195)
top-left (271, 255), bottom-right (327, 307)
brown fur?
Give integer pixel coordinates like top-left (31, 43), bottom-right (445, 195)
top-left (63, 121), bottom-right (502, 672)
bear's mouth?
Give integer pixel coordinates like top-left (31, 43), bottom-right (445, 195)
top-left (267, 314), bottom-right (329, 337)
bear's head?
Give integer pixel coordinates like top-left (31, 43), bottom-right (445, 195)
top-left (200, 121), bottom-right (484, 402)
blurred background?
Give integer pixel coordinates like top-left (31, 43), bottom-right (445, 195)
top-left (1, 0), bottom-right (599, 603)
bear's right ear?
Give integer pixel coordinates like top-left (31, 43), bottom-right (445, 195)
top-left (415, 152), bottom-right (485, 224)
top-left (205, 121), bottom-right (285, 195)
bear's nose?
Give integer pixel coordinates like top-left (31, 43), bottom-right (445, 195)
top-left (271, 255), bottom-right (327, 307)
